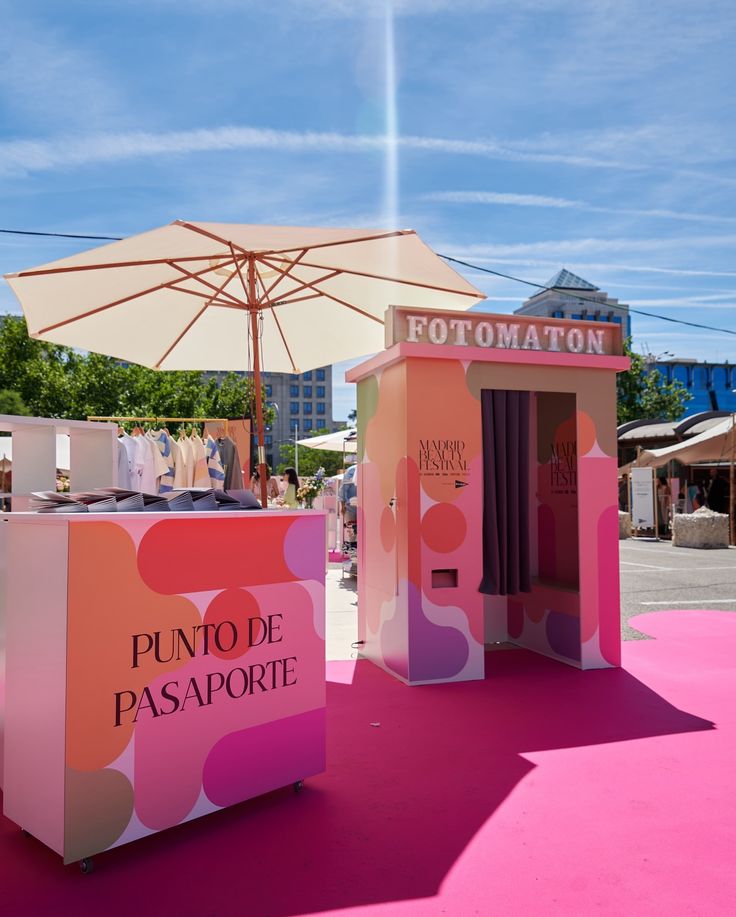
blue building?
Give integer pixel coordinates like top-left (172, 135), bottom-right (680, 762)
top-left (653, 360), bottom-right (736, 416)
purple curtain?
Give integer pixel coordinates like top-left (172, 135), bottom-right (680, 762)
top-left (479, 389), bottom-right (531, 596)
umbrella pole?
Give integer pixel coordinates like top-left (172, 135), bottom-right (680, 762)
top-left (247, 257), bottom-right (269, 509)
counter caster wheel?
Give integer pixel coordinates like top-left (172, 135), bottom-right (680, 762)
top-left (79, 858), bottom-right (94, 875)
top-left (294, 780), bottom-right (304, 794)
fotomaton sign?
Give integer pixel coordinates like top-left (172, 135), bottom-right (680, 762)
top-left (386, 306), bottom-right (623, 356)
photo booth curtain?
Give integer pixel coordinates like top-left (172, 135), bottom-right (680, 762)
top-left (479, 389), bottom-right (531, 596)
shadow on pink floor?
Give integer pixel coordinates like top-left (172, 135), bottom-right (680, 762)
top-left (1, 611), bottom-right (734, 917)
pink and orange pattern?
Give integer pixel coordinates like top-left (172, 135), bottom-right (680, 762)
top-left (350, 327), bottom-right (627, 685)
top-left (63, 513), bottom-right (325, 863)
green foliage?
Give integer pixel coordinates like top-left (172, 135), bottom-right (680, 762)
top-left (0, 389), bottom-right (31, 416)
top-left (617, 339), bottom-right (692, 425)
top-left (0, 315), bottom-right (274, 427)
top-left (277, 428), bottom-right (348, 477)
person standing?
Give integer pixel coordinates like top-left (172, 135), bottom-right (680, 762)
top-left (706, 468), bottom-right (728, 513)
top-left (281, 467), bottom-right (299, 508)
top-left (250, 466), bottom-right (280, 501)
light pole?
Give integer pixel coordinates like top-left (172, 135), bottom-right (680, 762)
top-left (265, 402), bottom-right (278, 474)
top-left (293, 420), bottom-right (299, 477)
top-left (644, 349), bottom-right (674, 369)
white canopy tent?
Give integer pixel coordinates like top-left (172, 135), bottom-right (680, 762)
top-left (626, 415), bottom-right (736, 470)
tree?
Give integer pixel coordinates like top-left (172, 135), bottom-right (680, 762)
top-left (0, 389), bottom-right (30, 416)
top-left (0, 314), bottom-right (274, 427)
top-left (617, 340), bottom-right (692, 425)
top-left (277, 429), bottom-right (347, 477)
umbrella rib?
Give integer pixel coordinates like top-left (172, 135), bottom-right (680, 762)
top-left (154, 303), bottom-right (211, 369)
top-left (265, 229), bottom-right (414, 256)
top-left (259, 257), bottom-right (383, 324)
top-left (267, 306), bottom-right (299, 373)
top-left (260, 265), bottom-right (342, 307)
top-left (153, 261), bottom-right (241, 368)
top-left (12, 253), bottom-right (234, 278)
top-left (168, 287), bottom-right (247, 311)
top-left (267, 293), bottom-right (322, 307)
top-left (34, 256), bottom-right (242, 335)
top-left (168, 260), bottom-right (247, 307)
top-left (174, 223), bottom-right (413, 258)
top-left (265, 256), bottom-right (483, 298)
top-left (257, 248), bottom-right (308, 303)
top-left (175, 220), bottom-right (252, 258)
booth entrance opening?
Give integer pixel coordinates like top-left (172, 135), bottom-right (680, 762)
top-left (348, 305), bottom-right (628, 687)
top-left (479, 390), bottom-right (580, 605)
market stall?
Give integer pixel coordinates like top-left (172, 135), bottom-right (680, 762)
top-left (0, 509), bottom-right (326, 869)
top-left (0, 414), bottom-right (118, 510)
top-left (347, 305), bottom-right (629, 685)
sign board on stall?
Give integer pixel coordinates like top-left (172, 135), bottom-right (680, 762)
top-left (385, 305), bottom-right (623, 356)
top-left (630, 467), bottom-right (656, 529)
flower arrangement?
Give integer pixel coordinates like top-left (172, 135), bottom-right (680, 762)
top-left (297, 467), bottom-right (327, 508)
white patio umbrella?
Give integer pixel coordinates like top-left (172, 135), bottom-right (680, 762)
top-left (297, 429), bottom-right (358, 453)
top-left (297, 428), bottom-right (358, 476)
top-left (4, 222), bottom-right (484, 504)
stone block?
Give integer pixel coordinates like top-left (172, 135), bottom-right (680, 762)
top-left (672, 507), bottom-right (730, 549)
top-left (618, 511), bottom-right (632, 540)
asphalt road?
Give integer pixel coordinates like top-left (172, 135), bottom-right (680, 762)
top-left (325, 540), bottom-right (736, 657)
top-left (620, 538), bottom-right (736, 639)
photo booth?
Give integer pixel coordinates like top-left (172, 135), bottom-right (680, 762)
top-left (347, 306), bottom-right (629, 685)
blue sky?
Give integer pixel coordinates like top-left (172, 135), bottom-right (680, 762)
top-left (1, 0), bottom-right (735, 421)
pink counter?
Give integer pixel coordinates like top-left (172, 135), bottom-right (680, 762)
top-left (0, 510), bottom-right (326, 866)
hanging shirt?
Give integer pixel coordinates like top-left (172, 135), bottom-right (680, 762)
top-left (117, 438), bottom-right (131, 488)
top-left (119, 433), bottom-right (144, 490)
top-left (147, 430), bottom-right (175, 493)
top-left (191, 434), bottom-right (210, 488)
top-left (175, 436), bottom-right (195, 488)
top-left (170, 438), bottom-right (185, 489)
top-left (217, 436), bottom-right (244, 490)
top-left (205, 436), bottom-right (226, 489)
top-left (138, 435), bottom-right (168, 494)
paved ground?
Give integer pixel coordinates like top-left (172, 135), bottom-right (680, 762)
top-left (620, 537), bottom-right (736, 639)
top-left (325, 565), bottom-right (358, 660)
top-left (325, 540), bottom-right (736, 658)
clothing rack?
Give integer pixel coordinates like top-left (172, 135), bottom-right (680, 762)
top-left (87, 416), bottom-right (230, 434)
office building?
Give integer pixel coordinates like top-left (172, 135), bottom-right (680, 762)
top-left (514, 268), bottom-right (631, 337)
top-left (261, 366), bottom-right (336, 470)
top-left (514, 268), bottom-right (735, 418)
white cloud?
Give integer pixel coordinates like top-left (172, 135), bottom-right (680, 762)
top-left (3, 121), bottom-right (731, 186)
top-left (425, 191), bottom-right (736, 226)
top-left (442, 234), bottom-right (736, 259)
top-left (0, 124), bottom-right (638, 177)
top-left (141, 0), bottom-right (525, 18)
top-left (442, 256), bottom-right (736, 280)
top-left (629, 298), bottom-right (736, 310)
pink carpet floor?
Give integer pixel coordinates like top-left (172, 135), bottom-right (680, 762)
top-left (1, 610), bottom-right (734, 916)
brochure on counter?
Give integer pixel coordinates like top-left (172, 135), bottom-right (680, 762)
top-left (29, 487), bottom-right (261, 513)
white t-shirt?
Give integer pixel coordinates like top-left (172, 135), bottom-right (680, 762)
top-left (137, 436), bottom-right (168, 494)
